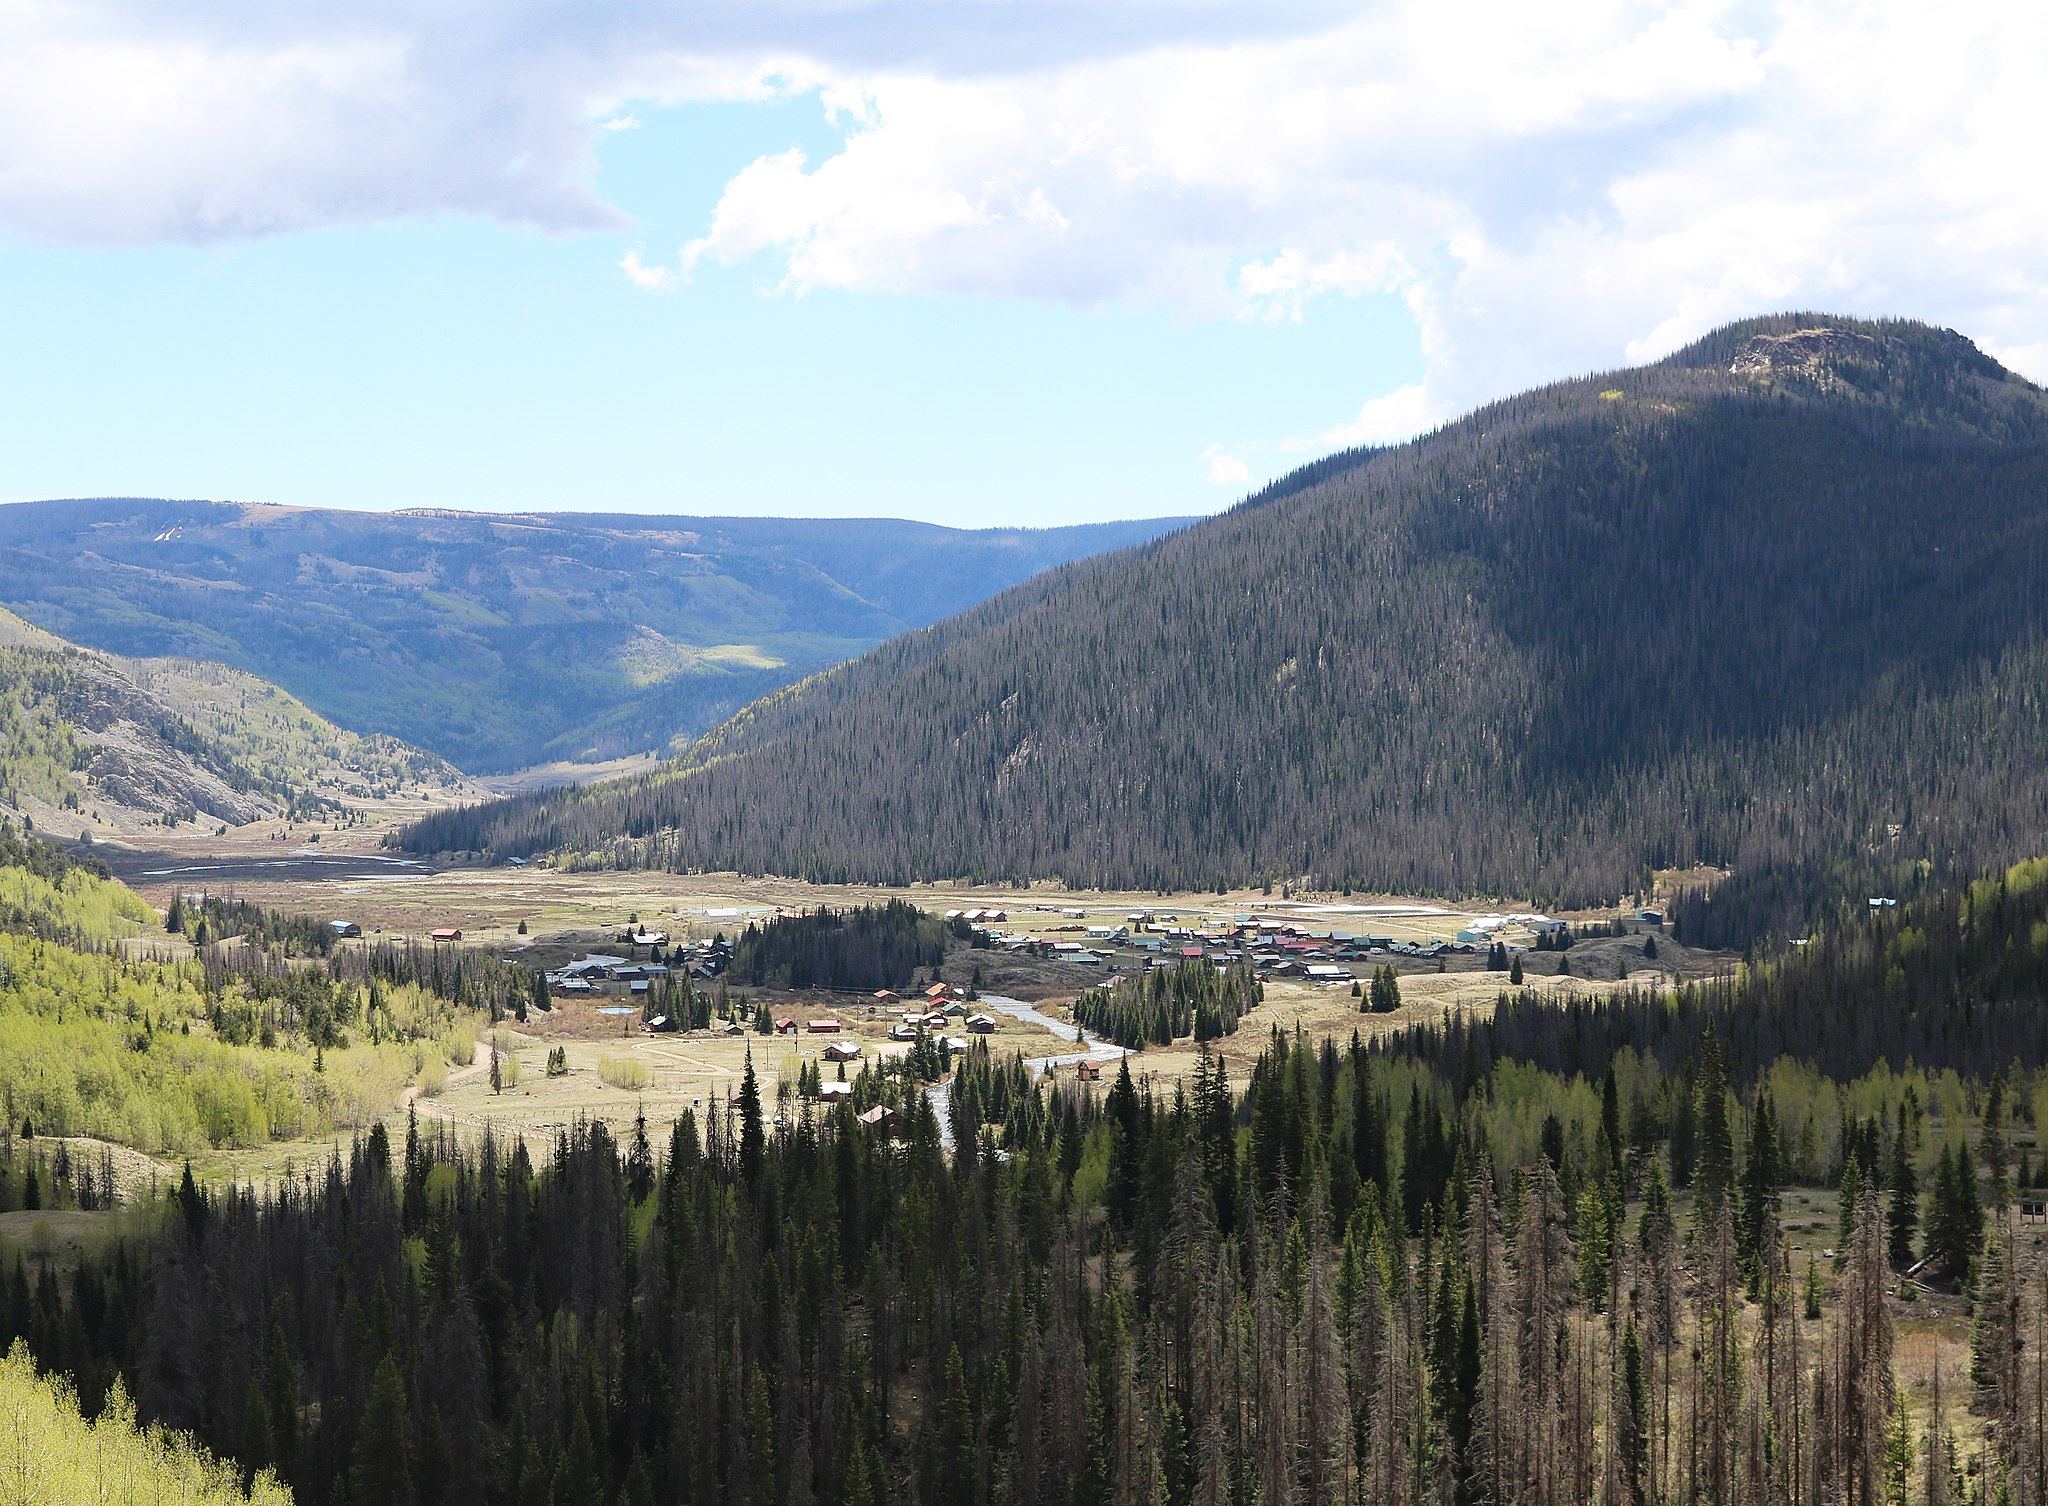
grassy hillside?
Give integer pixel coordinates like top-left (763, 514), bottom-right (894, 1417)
top-left (404, 316), bottom-right (2048, 941)
top-left (0, 503), bottom-right (1186, 771)
top-left (0, 821), bottom-right (475, 1154)
top-left (0, 608), bottom-right (470, 835)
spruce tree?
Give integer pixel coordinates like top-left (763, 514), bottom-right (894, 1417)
top-left (1691, 1026), bottom-right (1734, 1235)
top-left (350, 1354), bottom-right (415, 1506)
top-left (1886, 1128), bottom-right (1918, 1266)
top-left (1735, 1091), bottom-right (1779, 1286)
top-left (738, 1049), bottom-right (765, 1185)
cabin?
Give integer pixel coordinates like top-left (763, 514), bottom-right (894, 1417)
top-left (889, 1024), bottom-right (919, 1042)
top-left (873, 990), bottom-right (901, 1004)
top-left (921, 1011), bottom-right (949, 1030)
top-left (816, 1080), bottom-right (854, 1101)
top-left (823, 1040), bottom-right (863, 1063)
top-left (807, 1017), bottom-right (843, 1034)
top-left (1073, 1059), bottom-right (1103, 1082)
top-left (966, 1013), bottom-right (999, 1034)
top-left (858, 1104), bottom-right (905, 1135)
top-left (923, 983), bottom-right (953, 1002)
top-left (430, 928), bottom-right (463, 944)
top-left (330, 920), bottom-right (362, 939)
top-left (776, 1016), bottom-right (799, 1035)
top-left (1636, 908), bottom-right (1666, 925)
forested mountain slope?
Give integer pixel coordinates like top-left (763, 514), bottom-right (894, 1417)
top-left (405, 317), bottom-right (2048, 936)
top-left (0, 500), bottom-right (1186, 771)
top-left (0, 607), bottom-right (470, 834)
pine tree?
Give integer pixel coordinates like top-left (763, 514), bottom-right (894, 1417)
top-left (1735, 1091), bottom-right (1780, 1288)
top-left (1692, 1026), bottom-right (1734, 1235)
top-left (350, 1353), bottom-right (415, 1506)
top-left (1981, 1072), bottom-right (2012, 1211)
top-left (1885, 1128), bottom-right (1917, 1267)
top-left (739, 1050), bottom-right (765, 1185)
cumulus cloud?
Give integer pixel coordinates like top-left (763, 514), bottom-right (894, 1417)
top-left (619, 248), bottom-right (679, 292)
top-left (1318, 385), bottom-right (1439, 449)
top-left (7, 0), bottom-right (2048, 433)
top-left (1199, 443), bottom-right (1251, 486)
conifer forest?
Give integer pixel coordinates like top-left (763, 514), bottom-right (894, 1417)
top-left (8, 858), bottom-right (2048, 1504)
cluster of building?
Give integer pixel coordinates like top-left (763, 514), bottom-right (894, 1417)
top-left (969, 912), bottom-right (1501, 984)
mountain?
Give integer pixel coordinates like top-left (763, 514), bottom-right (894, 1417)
top-left (402, 316), bottom-right (2048, 938)
top-left (0, 607), bottom-right (473, 835)
top-left (0, 501), bottom-right (1189, 772)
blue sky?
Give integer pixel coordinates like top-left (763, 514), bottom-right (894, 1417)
top-left (0, 98), bottom-right (1420, 526)
top-left (2, 1), bottom-right (2044, 529)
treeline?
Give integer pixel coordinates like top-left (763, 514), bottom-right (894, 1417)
top-left (1373, 856), bottom-right (2048, 1093)
top-left (400, 318), bottom-right (2048, 946)
top-left (727, 901), bottom-right (955, 991)
top-left (5, 1011), bottom-right (2040, 1506)
top-left (1073, 958), bottom-right (1258, 1048)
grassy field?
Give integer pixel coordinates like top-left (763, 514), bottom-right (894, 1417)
top-left (78, 805), bottom-right (1730, 1182)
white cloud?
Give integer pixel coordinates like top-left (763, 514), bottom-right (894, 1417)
top-left (6, 0), bottom-right (2048, 434)
top-left (619, 248), bottom-right (679, 292)
top-left (1318, 384), bottom-right (1439, 449)
top-left (1199, 443), bottom-right (1251, 486)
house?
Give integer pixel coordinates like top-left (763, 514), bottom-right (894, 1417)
top-left (858, 1104), bottom-right (905, 1135)
top-left (923, 983), bottom-right (953, 1002)
top-left (430, 928), bottom-right (462, 943)
top-left (889, 1024), bottom-right (919, 1042)
top-left (873, 990), bottom-right (901, 1004)
top-left (722, 1021), bottom-right (747, 1036)
top-left (1073, 1059), bottom-right (1103, 1082)
top-left (823, 1040), bottom-right (863, 1063)
top-left (966, 1013), bottom-right (998, 1034)
top-left (807, 1017), bottom-right (843, 1034)
top-left (1636, 908), bottom-right (1667, 924)
top-left (921, 1012), bottom-right (949, 1030)
top-left (1305, 964), bottom-right (1351, 983)
top-left (622, 929), bottom-right (667, 948)
top-left (942, 1000), bottom-right (968, 1017)
top-left (330, 920), bottom-right (362, 939)
top-left (776, 1016), bottom-right (799, 1035)
top-left (816, 1080), bottom-right (854, 1101)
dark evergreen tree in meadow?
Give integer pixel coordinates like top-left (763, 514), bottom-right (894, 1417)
top-left (1886, 1126), bottom-right (1919, 1266)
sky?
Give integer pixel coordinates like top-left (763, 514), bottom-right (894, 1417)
top-left (2, 0), bottom-right (2046, 528)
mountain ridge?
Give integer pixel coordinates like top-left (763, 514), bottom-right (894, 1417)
top-left (0, 606), bottom-right (474, 836)
top-left (0, 499), bottom-right (1191, 772)
top-left (398, 314), bottom-right (2048, 941)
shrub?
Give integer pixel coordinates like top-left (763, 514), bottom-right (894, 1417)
top-left (598, 1056), bottom-right (650, 1091)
